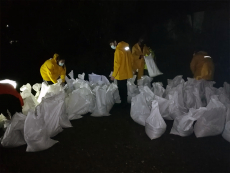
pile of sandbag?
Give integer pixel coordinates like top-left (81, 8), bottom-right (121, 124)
top-left (130, 75), bottom-right (230, 143)
top-left (1, 81), bottom-right (73, 151)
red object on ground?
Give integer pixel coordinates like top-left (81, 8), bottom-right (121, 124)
top-left (0, 83), bottom-right (24, 106)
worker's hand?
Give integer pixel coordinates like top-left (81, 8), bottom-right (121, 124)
top-left (139, 55), bottom-right (144, 59)
top-left (61, 82), bottom-right (65, 87)
top-left (110, 76), bottom-right (115, 81)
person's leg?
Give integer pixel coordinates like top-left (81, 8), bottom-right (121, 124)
top-left (117, 79), bottom-right (128, 104)
top-left (144, 69), bottom-right (149, 76)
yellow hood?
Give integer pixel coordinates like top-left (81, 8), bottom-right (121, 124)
top-left (116, 41), bottom-right (130, 52)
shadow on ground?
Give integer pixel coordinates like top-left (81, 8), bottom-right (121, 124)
top-left (0, 105), bottom-right (230, 173)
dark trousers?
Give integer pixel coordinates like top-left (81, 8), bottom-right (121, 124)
top-left (144, 69), bottom-right (149, 76)
top-left (0, 94), bottom-right (22, 118)
top-left (117, 79), bottom-right (127, 104)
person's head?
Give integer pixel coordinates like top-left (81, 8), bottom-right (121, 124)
top-left (56, 54), bottom-right (65, 67)
top-left (109, 39), bottom-right (117, 50)
top-left (138, 35), bottom-right (146, 46)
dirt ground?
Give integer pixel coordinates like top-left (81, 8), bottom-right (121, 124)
top-left (0, 104), bottom-right (230, 173)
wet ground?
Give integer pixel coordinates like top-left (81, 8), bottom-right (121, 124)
top-left (0, 104), bottom-right (230, 173)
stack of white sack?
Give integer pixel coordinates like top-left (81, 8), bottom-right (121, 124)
top-left (130, 75), bottom-right (230, 142)
top-left (89, 72), bottom-right (120, 117)
top-left (20, 83), bottom-right (39, 115)
top-left (1, 112), bottom-right (27, 147)
top-left (130, 86), bottom-right (167, 139)
top-left (24, 87), bottom-right (72, 152)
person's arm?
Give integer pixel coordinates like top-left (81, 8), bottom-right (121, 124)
top-left (46, 63), bottom-right (57, 83)
top-left (60, 66), bottom-right (66, 83)
top-left (112, 50), bottom-right (121, 78)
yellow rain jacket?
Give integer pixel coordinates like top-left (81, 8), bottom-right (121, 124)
top-left (132, 43), bottom-right (150, 79)
top-left (190, 51), bottom-right (214, 81)
top-left (40, 53), bottom-right (66, 83)
top-left (112, 41), bottom-right (133, 80)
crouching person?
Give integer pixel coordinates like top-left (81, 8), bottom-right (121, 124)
top-left (190, 50), bottom-right (215, 81)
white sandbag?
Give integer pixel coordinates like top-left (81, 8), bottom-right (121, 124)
top-left (101, 75), bottom-right (110, 85)
top-left (67, 83), bottom-right (95, 120)
top-left (24, 110), bottom-right (58, 152)
top-left (222, 105), bottom-right (230, 142)
top-left (127, 75), bottom-right (139, 103)
top-left (113, 86), bottom-right (121, 103)
top-left (20, 83), bottom-right (39, 115)
top-left (154, 95), bottom-right (172, 120)
top-left (91, 85), bottom-right (109, 117)
top-left (224, 82), bottom-right (230, 99)
top-left (168, 91), bottom-right (188, 120)
top-left (137, 75), bottom-right (153, 89)
top-left (170, 107), bottom-right (207, 137)
top-left (144, 54), bottom-right (163, 77)
top-left (193, 87), bottom-right (203, 109)
top-left (0, 114), bottom-right (7, 129)
top-left (140, 86), bottom-right (155, 109)
top-left (32, 83), bottom-right (42, 100)
top-left (145, 100), bottom-right (166, 139)
top-left (106, 83), bottom-right (117, 113)
top-left (38, 91), bottom-right (69, 137)
top-left (194, 96), bottom-right (226, 138)
top-left (1, 112), bottom-right (26, 147)
top-left (184, 86), bottom-right (196, 109)
top-left (205, 87), bottom-right (217, 105)
top-left (163, 75), bottom-right (184, 99)
top-left (130, 92), bottom-right (151, 126)
top-left (47, 79), bottom-right (63, 95)
top-left (37, 82), bottom-right (50, 103)
top-left (151, 82), bottom-right (165, 97)
top-left (89, 73), bottom-right (101, 83)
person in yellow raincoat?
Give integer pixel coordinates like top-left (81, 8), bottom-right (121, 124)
top-left (109, 40), bottom-right (133, 106)
top-left (190, 51), bottom-right (214, 80)
top-left (132, 37), bottom-right (152, 79)
top-left (40, 53), bottom-right (66, 85)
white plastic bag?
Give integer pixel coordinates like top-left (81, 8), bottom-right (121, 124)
top-left (184, 86), bottom-right (196, 109)
top-left (20, 83), bottom-right (39, 115)
top-left (67, 82), bottom-right (95, 120)
top-left (24, 110), bottom-right (58, 152)
top-left (168, 91), bottom-right (188, 120)
top-left (222, 105), bottom-right (230, 142)
top-left (145, 100), bottom-right (167, 139)
top-left (130, 93), bottom-right (151, 126)
top-left (127, 75), bottom-right (140, 103)
top-left (0, 114), bottom-right (7, 129)
top-left (37, 82), bottom-right (50, 103)
top-left (144, 54), bottom-right (163, 77)
top-left (38, 91), bottom-right (68, 137)
top-left (1, 112), bottom-right (26, 147)
top-left (154, 95), bottom-right (172, 120)
top-left (32, 83), bottom-right (42, 100)
top-left (106, 83), bottom-right (117, 113)
top-left (140, 86), bottom-right (155, 109)
top-left (194, 96), bottom-right (226, 138)
top-left (137, 75), bottom-right (153, 89)
top-left (47, 79), bottom-right (63, 95)
top-left (151, 82), bottom-right (165, 97)
top-left (170, 107), bottom-right (207, 137)
top-left (91, 86), bottom-right (109, 117)
top-left (224, 82), bottom-right (230, 99)
top-left (88, 73), bottom-right (101, 83)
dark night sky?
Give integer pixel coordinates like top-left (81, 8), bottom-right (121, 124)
top-left (0, 0), bottom-right (229, 88)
